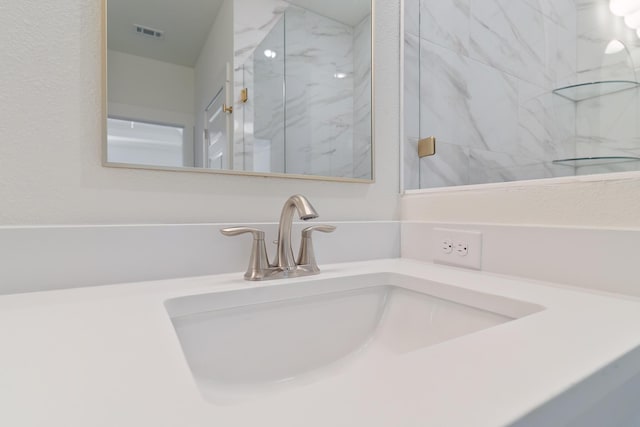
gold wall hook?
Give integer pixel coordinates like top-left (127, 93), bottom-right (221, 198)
top-left (223, 103), bottom-right (233, 114)
top-left (240, 88), bottom-right (249, 103)
top-left (418, 136), bottom-right (436, 158)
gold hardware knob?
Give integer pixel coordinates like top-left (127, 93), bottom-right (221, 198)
top-left (418, 136), bottom-right (436, 158)
top-left (223, 104), bottom-right (233, 114)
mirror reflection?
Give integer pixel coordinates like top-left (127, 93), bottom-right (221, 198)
top-left (403, 0), bottom-right (640, 190)
top-left (106, 0), bottom-right (373, 181)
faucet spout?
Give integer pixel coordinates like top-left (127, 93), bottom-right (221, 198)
top-left (274, 194), bottom-right (318, 271)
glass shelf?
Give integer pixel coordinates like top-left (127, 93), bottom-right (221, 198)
top-left (552, 80), bottom-right (640, 102)
top-left (552, 156), bottom-right (640, 166)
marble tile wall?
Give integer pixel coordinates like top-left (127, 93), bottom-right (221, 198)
top-left (239, 17), bottom-right (286, 173)
top-left (233, 0), bottom-right (288, 172)
top-left (234, 1), bottom-right (372, 178)
top-left (404, 0), bottom-right (578, 189)
top-left (353, 15), bottom-right (373, 180)
top-left (284, 6), bottom-right (355, 177)
top-left (575, 0), bottom-right (640, 175)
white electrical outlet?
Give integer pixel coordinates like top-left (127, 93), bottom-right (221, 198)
top-left (455, 241), bottom-right (469, 256)
top-left (433, 228), bottom-right (483, 270)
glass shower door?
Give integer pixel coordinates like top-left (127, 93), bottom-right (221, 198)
top-left (204, 87), bottom-right (228, 170)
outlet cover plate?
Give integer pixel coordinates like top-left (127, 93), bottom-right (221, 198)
top-left (433, 228), bottom-right (483, 270)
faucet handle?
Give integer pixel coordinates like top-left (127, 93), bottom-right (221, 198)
top-left (296, 225), bottom-right (336, 273)
top-left (221, 227), bottom-right (265, 239)
top-left (220, 227), bottom-right (270, 280)
top-left (301, 225), bottom-right (336, 238)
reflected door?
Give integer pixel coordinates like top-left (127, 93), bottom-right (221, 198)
top-left (204, 87), bottom-right (228, 170)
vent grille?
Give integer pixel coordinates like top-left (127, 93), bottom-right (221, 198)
top-left (134, 25), bottom-right (164, 40)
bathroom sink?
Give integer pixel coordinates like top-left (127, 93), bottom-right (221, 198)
top-left (164, 273), bottom-right (543, 404)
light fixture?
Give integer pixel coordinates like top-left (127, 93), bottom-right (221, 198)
top-left (609, 0), bottom-right (640, 16)
top-left (263, 49), bottom-right (277, 59)
top-left (333, 72), bottom-right (347, 79)
top-left (605, 39), bottom-right (626, 54)
top-left (624, 8), bottom-right (640, 28)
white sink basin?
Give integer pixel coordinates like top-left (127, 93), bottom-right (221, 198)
top-left (165, 273), bottom-right (543, 404)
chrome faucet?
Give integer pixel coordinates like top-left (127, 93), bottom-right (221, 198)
top-left (221, 195), bottom-right (335, 281)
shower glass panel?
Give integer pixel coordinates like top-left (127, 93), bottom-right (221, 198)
top-left (403, 0), bottom-right (640, 190)
top-left (237, 5), bottom-right (372, 179)
top-left (237, 16), bottom-right (286, 174)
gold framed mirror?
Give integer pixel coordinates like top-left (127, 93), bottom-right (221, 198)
top-left (103, 0), bottom-right (374, 183)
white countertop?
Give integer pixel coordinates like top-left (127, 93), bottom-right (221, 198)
top-left (1, 259), bottom-right (640, 427)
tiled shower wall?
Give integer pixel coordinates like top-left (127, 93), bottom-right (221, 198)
top-left (353, 15), bottom-right (373, 180)
top-left (404, 0), bottom-right (579, 189)
top-left (284, 6), bottom-right (357, 178)
top-left (575, 0), bottom-right (640, 175)
top-left (234, 0), bottom-right (372, 178)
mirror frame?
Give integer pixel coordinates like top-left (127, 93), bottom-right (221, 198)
top-left (100, 0), bottom-right (376, 183)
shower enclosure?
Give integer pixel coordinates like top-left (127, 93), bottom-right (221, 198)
top-left (234, 5), bottom-right (372, 179)
top-left (404, 0), bottom-right (640, 190)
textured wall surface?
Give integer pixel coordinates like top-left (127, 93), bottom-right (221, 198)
top-left (0, 0), bottom-right (400, 225)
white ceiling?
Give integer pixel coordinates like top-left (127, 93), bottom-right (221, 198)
top-left (107, 0), bottom-right (371, 68)
top-left (287, 0), bottom-right (371, 27)
top-left (107, 0), bottom-right (225, 67)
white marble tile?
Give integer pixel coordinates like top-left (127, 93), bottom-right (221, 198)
top-left (463, 58), bottom-right (519, 153)
top-left (576, 88), bottom-right (640, 153)
top-left (576, 160), bottom-right (640, 175)
top-left (420, 42), bottom-right (519, 152)
top-left (418, 40), bottom-right (522, 174)
top-left (576, 0), bottom-right (638, 81)
top-left (517, 79), bottom-right (576, 162)
top-left (234, 0), bottom-right (288, 172)
top-left (469, 148), bottom-right (574, 185)
top-left (470, 0), bottom-right (552, 88)
top-left (419, 141), bottom-right (470, 188)
top-left (405, 0), bottom-right (420, 37)
top-left (234, 0), bottom-right (372, 178)
top-left (418, 40), bottom-right (465, 146)
top-left (235, 17), bottom-right (287, 173)
top-left (234, 0), bottom-right (289, 68)
top-left (401, 0), bottom-right (640, 189)
top-left (404, 33), bottom-right (420, 189)
top-left (526, 0), bottom-right (576, 30)
top-left (284, 5), bottom-right (355, 177)
top-left (420, 0), bottom-right (471, 55)
top-left (552, 23), bottom-right (578, 88)
top-left (353, 15), bottom-right (373, 180)
top-left (404, 33), bottom-right (420, 140)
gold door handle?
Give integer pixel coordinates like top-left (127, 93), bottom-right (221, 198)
top-left (223, 104), bottom-right (233, 114)
top-left (418, 136), bottom-right (436, 158)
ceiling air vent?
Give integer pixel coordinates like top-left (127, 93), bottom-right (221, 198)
top-left (134, 24), bottom-right (164, 40)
